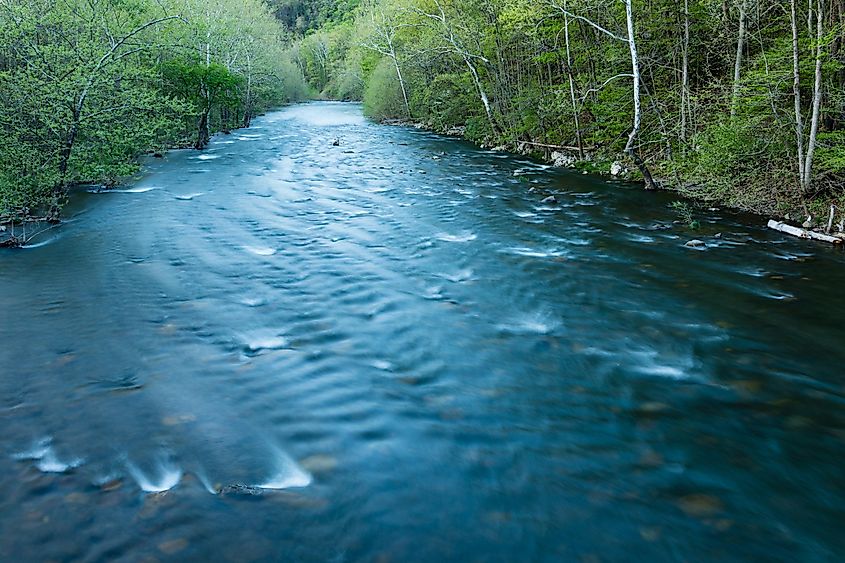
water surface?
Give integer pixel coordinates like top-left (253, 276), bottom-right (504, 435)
top-left (1, 102), bottom-right (844, 562)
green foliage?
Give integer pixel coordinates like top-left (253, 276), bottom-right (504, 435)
top-left (815, 131), bottom-right (845, 175)
top-left (670, 201), bottom-right (700, 229)
top-left (289, 0), bottom-right (845, 217)
top-left (363, 58), bottom-right (405, 119)
top-left (0, 0), bottom-right (310, 217)
top-left (411, 74), bottom-right (483, 131)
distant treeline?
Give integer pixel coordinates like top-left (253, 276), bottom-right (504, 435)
top-left (0, 0), bottom-right (310, 219)
top-left (288, 0), bottom-right (845, 221)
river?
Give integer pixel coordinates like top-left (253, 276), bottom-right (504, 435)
top-left (1, 102), bottom-right (844, 562)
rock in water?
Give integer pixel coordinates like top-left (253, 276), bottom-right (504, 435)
top-left (685, 239), bottom-right (706, 248)
top-left (541, 195), bottom-right (557, 204)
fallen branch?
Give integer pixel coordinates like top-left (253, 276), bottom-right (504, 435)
top-left (519, 141), bottom-right (596, 152)
top-left (767, 219), bottom-right (843, 244)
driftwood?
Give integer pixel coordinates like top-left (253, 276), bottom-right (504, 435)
top-left (519, 140), bottom-right (595, 152)
top-left (767, 219), bottom-right (843, 244)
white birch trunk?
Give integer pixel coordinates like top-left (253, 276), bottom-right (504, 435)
top-left (791, 0), bottom-right (807, 187)
top-left (564, 0), bottom-right (584, 157)
top-left (802, 0), bottom-right (825, 190)
top-left (731, 0), bottom-right (747, 116)
top-left (681, 0), bottom-right (691, 140)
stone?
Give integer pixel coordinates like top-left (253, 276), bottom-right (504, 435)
top-left (639, 527), bottom-right (662, 542)
top-left (684, 239), bottom-right (706, 248)
top-left (541, 195), bottom-right (557, 204)
top-left (551, 151), bottom-right (575, 168)
top-left (300, 454), bottom-right (338, 474)
top-left (610, 161), bottom-right (624, 176)
top-left (158, 539), bottom-right (188, 555)
top-left (677, 494), bottom-right (724, 517)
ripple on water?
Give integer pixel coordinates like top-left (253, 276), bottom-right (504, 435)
top-left (242, 332), bottom-right (289, 354)
top-left (500, 247), bottom-right (569, 259)
top-left (12, 438), bottom-right (83, 474)
top-left (497, 313), bottom-right (562, 336)
top-left (174, 192), bottom-right (205, 201)
top-left (239, 297), bottom-right (266, 307)
top-left (243, 246), bottom-right (277, 257)
top-left (436, 232), bottom-right (477, 243)
top-left (89, 186), bottom-right (158, 194)
top-left (438, 269), bottom-right (475, 283)
top-left (258, 448), bottom-right (312, 490)
top-left (127, 455), bottom-right (183, 493)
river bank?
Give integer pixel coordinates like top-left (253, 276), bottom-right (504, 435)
top-left (379, 117), bottom-right (845, 245)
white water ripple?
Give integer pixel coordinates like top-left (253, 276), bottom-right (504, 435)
top-left (12, 438), bottom-right (83, 473)
top-left (127, 457), bottom-right (183, 493)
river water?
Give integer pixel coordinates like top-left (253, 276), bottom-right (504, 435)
top-left (1, 102), bottom-right (844, 562)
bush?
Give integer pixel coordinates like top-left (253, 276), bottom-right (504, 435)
top-left (363, 58), bottom-right (406, 120)
top-left (410, 72), bottom-right (481, 130)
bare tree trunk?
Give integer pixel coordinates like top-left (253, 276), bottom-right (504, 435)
top-left (392, 54), bottom-right (411, 119)
top-left (564, 0), bottom-right (584, 158)
top-left (465, 57), bottom-right (498, 134)
top-left (791, 0), bottom-right (807, 187)
top-left (803, 0), bottom-right (825, 190)
top-left (681, 0), bottom-right (691, 141)
top-left (623, 0), bottom-right (657, 189)
top-left (731, 0), bottom-right (748, 116)
top-left (243, 52), bottom-right (253, 128)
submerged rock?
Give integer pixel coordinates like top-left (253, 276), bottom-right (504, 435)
top-left (158, 538), bottom-right (189, 555)
top-left (300, 454), bottom-right (338, 474)
top-left (684, 239), bottom-right (706, 248)
top-left (541, 195), bottom-right (557, 204)
top-left (219, 483), bottom-right (264, 496)
top-left (677, 494), bottom-right (724, 517)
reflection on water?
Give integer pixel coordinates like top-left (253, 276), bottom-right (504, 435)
top-left (1, 102), bottom-right (844, 562)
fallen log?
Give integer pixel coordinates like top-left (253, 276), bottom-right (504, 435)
top-left (767, 219), bottom-right (843, 244)
top-left (519, 140), bottom-right (596, 152)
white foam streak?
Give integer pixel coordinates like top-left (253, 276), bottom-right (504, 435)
top-left (12, 438), bottom-right (83, 473)
top-left (258, 449), bottom-right (312, 490)
top-left (436, 232), bottom-right (477, 243)
top-left (243, 246), bottom-right (277, 257)
top-left (174, 192), bottom-right (205, 201)
top-left (128, 459), bottom-right (183, 493)
top-left (111, 187), bottom-right (158, 194)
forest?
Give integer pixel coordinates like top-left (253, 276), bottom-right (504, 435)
top-left (288, 0), bottom-right (845, 225)
top-left (0, 0), bottom-right (309, 221)
top-left (1, 0), bottom-right (844, 227)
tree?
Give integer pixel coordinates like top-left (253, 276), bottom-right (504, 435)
top-left (359, 0), bottom-right (413, 117)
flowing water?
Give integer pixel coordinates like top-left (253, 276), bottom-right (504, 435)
top-left (1, 102), bottom-right (844, 562)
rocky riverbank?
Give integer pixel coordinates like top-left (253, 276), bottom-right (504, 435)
top-left (379, 117), bottom-right (845, 245)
